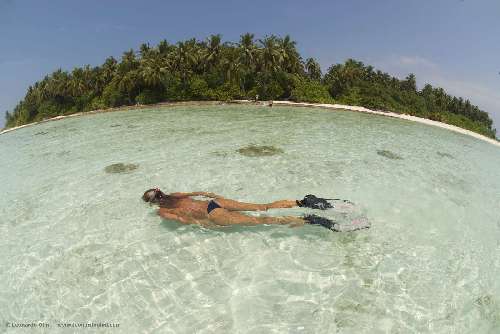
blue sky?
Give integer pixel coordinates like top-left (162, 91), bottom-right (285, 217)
top-left (1, 0), bottom-right (499, 130)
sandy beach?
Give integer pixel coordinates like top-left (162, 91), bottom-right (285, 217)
top-left (1, 100), bottom-right (499, 147)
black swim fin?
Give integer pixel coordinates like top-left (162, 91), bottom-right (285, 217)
top-left (303, 214), bottom-right (339, 231)
top-left (304, 214), bottom-right (370, 232)
top-left (297, 194), bottom-right (334, 210)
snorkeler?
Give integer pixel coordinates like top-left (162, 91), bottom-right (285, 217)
top-left (142, 188), bottom-right (363, 232)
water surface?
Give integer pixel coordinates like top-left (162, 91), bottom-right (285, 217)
top-left (1, 105), bottom-right (499, 333)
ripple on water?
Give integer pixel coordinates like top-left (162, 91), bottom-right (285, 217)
top-left (56, 150), bottom-right (71, 157)
top-left (2, 105), bottom-right (500, 333)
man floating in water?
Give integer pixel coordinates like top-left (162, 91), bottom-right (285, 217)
top-left (142, 189), bottom-right (370, 232)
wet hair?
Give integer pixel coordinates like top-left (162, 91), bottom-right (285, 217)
top-left (142, 188), bottom-right (169, 205)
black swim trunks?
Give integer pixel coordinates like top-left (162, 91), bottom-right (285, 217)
top-left (207, 200), bottom-right (222, 214)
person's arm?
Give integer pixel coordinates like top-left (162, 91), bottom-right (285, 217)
top-left (169, 192), bottom-right (224, 199)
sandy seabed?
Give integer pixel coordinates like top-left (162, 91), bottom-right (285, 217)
top-left (1, 100), bottom-right (499, 147)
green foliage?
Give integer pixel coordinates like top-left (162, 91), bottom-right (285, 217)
top-left (252, 73), bottom-right (284, 100)
top-left (188, 76), bottom-right (211, 99)
top-left (136, 90), bottom-right (163, 105)
top-left (102, 84), bottom-right (126, 107)
top-left (89, 96), bottom-right (107, 110)
top-left (3, 35), bottom-right (496, 139)
top-left (290, 77), bottom-right (333, 103)
top-left (338, 87), bottom-right (362, 106)
top-left (305, 58), bottom-right (322, 81)
top-left (323, 59), bottom-right (496, 138)
top-left (36, 101), bottom-right (63, 119)
top-left (210, 82), bottom-right (243, 101)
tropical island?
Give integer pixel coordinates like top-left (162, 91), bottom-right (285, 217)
top-left (3, 34), bottom-right (497, 139)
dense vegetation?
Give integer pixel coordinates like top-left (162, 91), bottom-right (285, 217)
top-left (4, 34), bottom-right (496, 138)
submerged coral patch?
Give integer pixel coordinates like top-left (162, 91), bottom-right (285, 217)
top-left (104, 163), bottom-right (139, 174)
top-left (474, 295), bottom-right (494, 307)
top-left (237, 145), bottom-right (284, 157)
top-left (377, 150), bottom-right (403, 160)
top-left (34, 131), bottom-right (49, 136)
top-left (437, 151), bottom-right (454, 159)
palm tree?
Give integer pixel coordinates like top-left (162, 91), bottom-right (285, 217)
top-left (119, 49), bottom-right (139, 73)
top-left (221, 47), bottom-right (242, 87)
top-left (305, 58), bottom-right (322, 81)
top-left (114, 70), bottom-right (140, 104)
top-left (70, 67), bottom-right (87, 96)
top-left (258, 35), bottom-right (282, 72)
top-left (279, 35), bottom-right (301, 73)
top-left (402, 73), bottom-right (417, 92)
top-left (238, 33), bottom-right (256, 69)
top-left (205, 34), bottom-right (222, 71)
top-left (99, 56), bottom-right (117, 87)
top-left (157, 39), bottom-right (170, 55)
top-left (173, 40), bottom-right (199, 85)
top-left (140, 54), bottom-right (167, 87)
top-left (47, 69), bottom-right (71, 99)
top-left (139, 43), bottom-right (151, 58)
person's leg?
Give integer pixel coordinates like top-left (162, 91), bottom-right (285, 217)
top-left (208, 207), bottom-right (305, 227)
top-left (214, 198), bottom-right (298, 211)
top-left (213, 198), bottom-right (266, 211)
top-left (265, 200), bottom-right (298, 209)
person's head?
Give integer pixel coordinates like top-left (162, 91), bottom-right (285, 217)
top-left (142, 187), bottom-right (169, 205)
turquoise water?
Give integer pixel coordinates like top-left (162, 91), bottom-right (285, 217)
top-left (1, 105), bottom-right (499, 333)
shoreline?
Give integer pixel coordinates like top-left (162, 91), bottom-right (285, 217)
top-left (1, 100), bottom-right (499, 147)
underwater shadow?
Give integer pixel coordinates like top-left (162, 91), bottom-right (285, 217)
top-left (237, 144), bottom-right (284, 157)
top-left (104, 163), bottom-right (139, 174)
top-left (158, 218), bottom-right (372, 243)
top-left (377, 149), bottom-right (403, 160)
top-left (437, 151), bottom-right (455, 159)
top-left (34, 131), bottom-right (49, 136)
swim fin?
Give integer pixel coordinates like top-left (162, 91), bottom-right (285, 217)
top-left (304, 214), bottom-right (370, 232)
top-left (304, 214), bottom-right (339, 231)
top-left (297, 194), bottom-right (334, 210)
top-left (297, 194), bottom-right (355, 211)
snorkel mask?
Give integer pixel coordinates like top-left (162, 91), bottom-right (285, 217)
top-left (142, 187), bottom-right (167, 204)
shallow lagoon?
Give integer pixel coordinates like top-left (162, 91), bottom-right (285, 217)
top-left (1, 105), bottom-right (500, 333)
